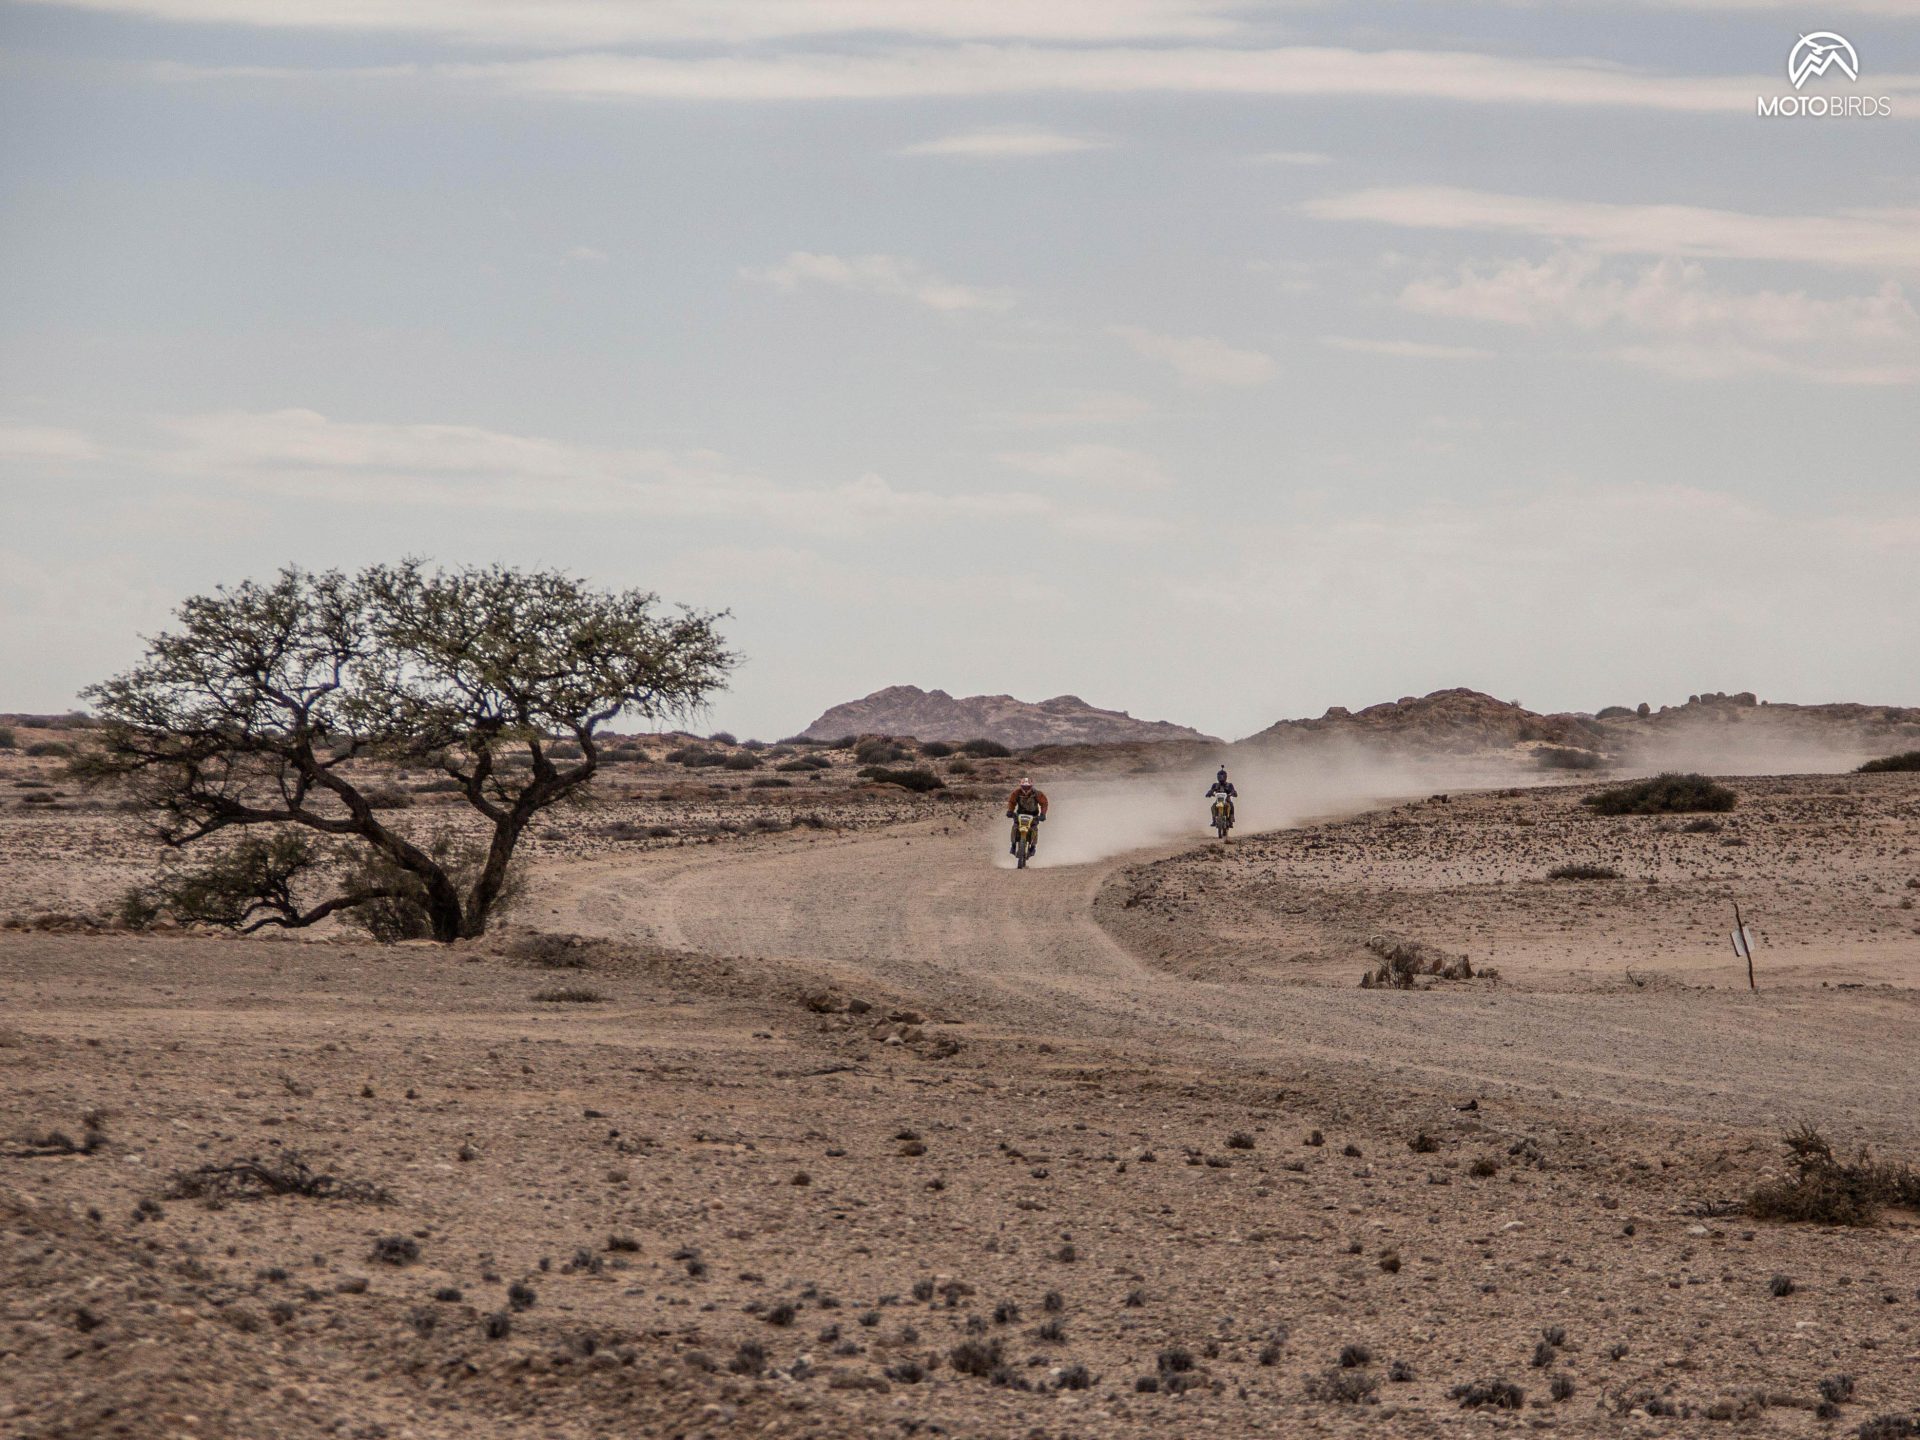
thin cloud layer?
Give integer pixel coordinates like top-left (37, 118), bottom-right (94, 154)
top-left (1110, 325), bottom-right (1276, 388)
top-left (900, 127), bottom-right (1109, 158)
top-left (1321, 336), bottom-right (1494, 361)
top-left (20, 0), bottom-right (1253, 46)
top-left (1401, 251), bottom-right (1920, 384)
top-left (1306, 188), bottom-right (1920, 271)
top-left (744, 252), bottom-right (1013, 312)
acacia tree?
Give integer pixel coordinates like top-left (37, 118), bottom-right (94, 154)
top-left (81, 562), bottom-right (733, 941)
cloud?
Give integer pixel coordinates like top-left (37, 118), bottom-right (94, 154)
top-left (1306, 187), bottom-right (1920, 272)
top-left (156, 43), bottom-right (1913, 115)
top-left (0, 421), bottom-right (101, 463)
top-left (1321, 336), bottom-right (1493, 361)
top-left (996, 443), bottom-right (1169, 489)
top-left (1110, 324), bottom-right (1275, 387)
top-left (1400, 251), bottom-right (1920, 384)
top-left (744, 251), bottom-right (1011, 312)
top-left (1247, 150), bottom-right (1332, 166)
top-left (15, 408), bottom-right (1159, 545)
top-left (992, 391), bottom-right (1157, 428)
top-left (900, 126), bottom-right (1108, 158)
top-left (23, 0), bottom-right (1250, 47)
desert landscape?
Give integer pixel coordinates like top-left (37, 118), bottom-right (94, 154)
top-left (4, 693), bottom-right (1918, 1440)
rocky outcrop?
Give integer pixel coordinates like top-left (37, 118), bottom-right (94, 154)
top-left (1243, 688), bottom-right (1605, 755)
top-left (797, 685), bottom-right (1214, 749)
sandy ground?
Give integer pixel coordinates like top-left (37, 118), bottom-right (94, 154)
top-left (3, 760), bottom-right (1919, 1438)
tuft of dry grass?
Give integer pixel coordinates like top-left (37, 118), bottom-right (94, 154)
top-left (532, 986), bottom-right (604, 1003)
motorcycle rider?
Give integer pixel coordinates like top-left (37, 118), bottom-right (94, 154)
top-left (1006, 777), bottom-right (1049, 857)
top-left (1205, 766), bottom-right (1238, 823)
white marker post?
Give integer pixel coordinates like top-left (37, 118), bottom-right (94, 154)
top-left (1731, 902), bottom-right (1757, 991)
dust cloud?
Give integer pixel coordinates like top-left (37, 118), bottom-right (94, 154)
top-left (990, 748), bottom-right (1483, 870)
top-left (988, 727), bottom-right (1881, 869)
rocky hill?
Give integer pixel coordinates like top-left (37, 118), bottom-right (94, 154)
top-left (1244, 688), bottom-right (1604, 755)
top-left (1243, 687), bottom-right (1920, 767)
top-left (797, 686), bottom-right (1215, 749)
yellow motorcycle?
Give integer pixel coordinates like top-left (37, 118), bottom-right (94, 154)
top-left (1210, 794), bottom-right (1234, 840)
top-left (1011, 811), bottom-right (1041, 869)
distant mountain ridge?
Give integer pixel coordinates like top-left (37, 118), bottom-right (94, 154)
top-left (1244, 687), bottom-right (1920, 762)
top-left (797, 685), bottom-right (1215, 748)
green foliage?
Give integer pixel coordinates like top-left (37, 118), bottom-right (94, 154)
top-left (1857, 751), bottom-right (1920, 774)
top-left (80, 562), bottom-right (732, 941)
top-left (959, 737), bottom-right (1012, 758)
top-left (143, 831), bottom-right (329, 932)
top-left (1581, 772), bottom-right (1736, 816)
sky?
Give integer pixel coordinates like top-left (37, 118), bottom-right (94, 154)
top-left (2, 0), bottom-right (1917, 742)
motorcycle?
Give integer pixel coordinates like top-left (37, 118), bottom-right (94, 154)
top-left (1210, 794), bottom-right (1234, 840)
top-left (1010, 811), bottom-right (1041, 869)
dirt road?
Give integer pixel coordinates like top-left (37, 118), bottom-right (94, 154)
top-left (546, 802), bottom-right (1920, 1151)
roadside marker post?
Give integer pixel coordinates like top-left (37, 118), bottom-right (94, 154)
top-left (1731, 902), bottom-right (1757, 991)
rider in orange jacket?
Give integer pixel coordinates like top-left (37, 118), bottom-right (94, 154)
top-left (1006, 778), bottom-right (1049, 856)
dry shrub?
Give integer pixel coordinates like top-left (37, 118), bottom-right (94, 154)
top-left (1745, 1124), bottom-right (1920, 1226)
top-left (168, 1151), bottom-right (391, 1204)
top-left (1857, 751), bottom-right (1920, 774)
top-left (1582, 772), bottom-right (1735, 815)
top-left (1547, 862), bottom-right (1621, 881)
top-left (1360, 934), bottom-right (1472, 989)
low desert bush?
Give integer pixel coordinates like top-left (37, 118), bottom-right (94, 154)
top-left (168, 1151), bottom-right (391, 1205)
top-left (1360, 933), bottom-right (1472, 988)
top-left (919, 740), bottom-right (955, 758)
top-left (862, 767), bottom-right (945, 793)
top-left (666, 747), bottom-right (724, 768)
top-left (0, 726), bottom-right (15, 749)
top-left (1536, 746), bottom-right (1606, 771)
top-left (706, 731), bottom-right (738, 746)
top-left (25, 740), bottom-right (73, 758)
top-left (1745, 1123), bottom-right (1920, 1226)
top-left (1451, 1379), bottom-right (1525, 1410)
top-left (721, 753), bottom-right (761, 771)
top-left (959, 738), bottom-right (1012, 758)
top-left (947, 757), bottom-right (975, 775)
top-left (1582, 772), bottom-right (1735, 815)
top-left (854, 738), bottom-right (909, 765)
top-left (1857, 751), bottom-right (1920, 774)
top-left (1546, 862), bottom-right (1622, 881)
top-left (1305, 1368), bottom-right (1378, 1404)
top-left (532, 986), bottom-right (604, 1003)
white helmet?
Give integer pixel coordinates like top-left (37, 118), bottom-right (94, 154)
top-left (1019, 777), bottom-right (1033, 788)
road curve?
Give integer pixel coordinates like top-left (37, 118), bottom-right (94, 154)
top-left (544, 811), bottom-right (1920, 1149)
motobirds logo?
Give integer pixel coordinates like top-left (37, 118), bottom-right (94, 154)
top-left (1759, 32), bottom-right (1891, 117)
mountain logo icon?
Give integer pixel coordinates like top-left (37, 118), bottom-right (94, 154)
top-left (1788, 32), bottom-right (1859, 90)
